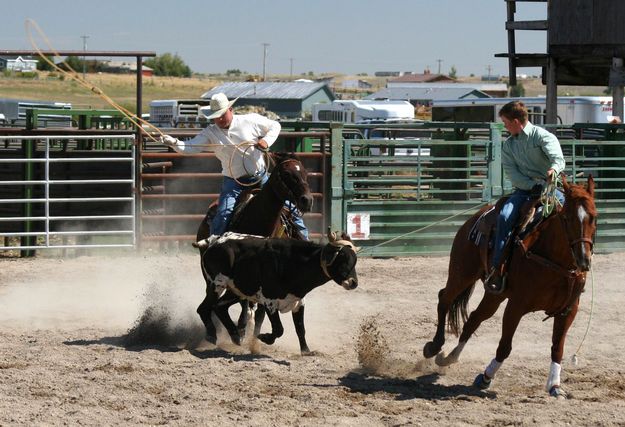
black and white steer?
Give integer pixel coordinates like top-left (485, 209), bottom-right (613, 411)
top-left (193, 231), bottom-right (358, 353)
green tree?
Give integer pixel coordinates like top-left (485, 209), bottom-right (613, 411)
top-left (36, 55), bottom-right (55, 71)
top-left (144, 53), bottom-right (192, 77)
top-left (63, 56), bottom-right (84, 72)
top-left (449, 65), bottom-right (457, 79)
top-left (509, 83), bottom-right (525, 97)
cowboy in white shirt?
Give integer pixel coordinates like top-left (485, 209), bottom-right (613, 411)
top-left (160, 93), bottom-right (308, 237)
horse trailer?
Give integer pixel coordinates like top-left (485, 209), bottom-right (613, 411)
top-left (311, 100), bottom-right (415, 123)
top-left (431, 96), bottom-right (617, 125)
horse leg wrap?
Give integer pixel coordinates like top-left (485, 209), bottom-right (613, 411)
top-left (545, 362), bottom-right (561, 393)
top-left (484, 358), bottom-right (502, 379)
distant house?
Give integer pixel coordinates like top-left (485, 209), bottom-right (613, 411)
top-left (101, 60), bottom-right (153, 77)
top-left (365, 86), bottom-right (491, 107)
top-left (341, 79), bottom-right (373, 90)
top-left (0, 56), bottom-right (38, 72)
top-left (201, 81), bottom-right (336, 118)
top-left (387, 71), bottom-right (456, 86)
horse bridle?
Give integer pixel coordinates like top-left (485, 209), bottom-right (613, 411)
top-left (559, 213), bottom-right (595, 256)
top-left (270, 158), bottom-right (306, 203)
top-left (516, 203), bottom-right (594, 318)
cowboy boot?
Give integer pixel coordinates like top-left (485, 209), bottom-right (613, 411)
top-left (485, 263), bottom-right (506, 295)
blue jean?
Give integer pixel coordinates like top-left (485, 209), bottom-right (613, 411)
top-left (491, 188), bottom-right (564, 268)
top-left (210, 173), bottom-right (309, 239)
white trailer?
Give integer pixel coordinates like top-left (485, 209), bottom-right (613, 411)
top-left (149, 99), bottom-right (212, 128)
top-left (431, 96), bottom-right (616, 125)
top-left (312, 100), bottom-right (415, 123)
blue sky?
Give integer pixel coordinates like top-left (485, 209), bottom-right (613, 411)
top-left (4, 0), bottom-right (548, 77)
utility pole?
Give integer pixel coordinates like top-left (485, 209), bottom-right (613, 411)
top-left (261, 43), bottom-right (270, 81)
top-left (289, 57), bottom-right (294, 79)
top-left (436, 59), bottom-right (443, 74)
top-left (80, 35), bottom-right (89, 79)
top-left (486, 64), bottom-right (493, 80)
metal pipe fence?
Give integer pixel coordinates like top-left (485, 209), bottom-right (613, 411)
top-left (0, 135), bottom-right (135, 252)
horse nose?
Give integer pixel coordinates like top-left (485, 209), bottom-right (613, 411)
top-left (580, 257), bottom-right (591, 272)
top-left (299, 194), bottom-right (313, 212)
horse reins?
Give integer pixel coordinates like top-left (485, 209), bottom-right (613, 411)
top-left (515, 205), bottom-right (593, 318)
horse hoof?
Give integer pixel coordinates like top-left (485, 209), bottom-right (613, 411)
top-left (473, 373), bottom-right (492, 390)
top-left (423, 341), bottom-right (440, 359)
top-left (549, 385), bottom-right (567, 399)
top-left (206, 334), bottom-right (217, 345)
top-left (258, 333), bottom-right (276, 345)
top-left (434, 352), bottom-right (452, 367)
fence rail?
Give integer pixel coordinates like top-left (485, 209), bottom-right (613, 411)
top-left (0, 135), bottom-right (136, 253)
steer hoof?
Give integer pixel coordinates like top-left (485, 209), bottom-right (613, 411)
top-left (258, 333), bottom-right (276, 345)
top-left (473, 373), bottom-right (492, 390)
top-left (549, 385), bottom-right (568, 399)
top-left (205, 334), bottom-right (217, 345)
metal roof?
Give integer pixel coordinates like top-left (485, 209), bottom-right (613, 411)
top-left (365, 86), bottom-right (491, 102)
top-left (201, 81), bottom-right (334, 100)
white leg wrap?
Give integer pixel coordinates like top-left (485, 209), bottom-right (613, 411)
top-left (484, 358), bottom-right (502, 379)
top-left (546, 362), bottom-right (561, 392)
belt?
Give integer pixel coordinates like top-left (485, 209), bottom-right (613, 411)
top-left (234, 169), bottom-right (266, 182)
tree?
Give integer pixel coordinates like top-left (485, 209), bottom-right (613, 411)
top-left (63, 56), bottom-right (84, 72)
top-left (509, 83), bottom-right (525, 97)
top-left (144, 53), bottom-right (192, 77)
top-left (36, 55), bottom-right (55, 71)
top-left (448, 65), bottom-right (457, 79)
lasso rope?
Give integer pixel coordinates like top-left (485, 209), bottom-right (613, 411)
top-left (25, 18), bottom-right (269, 177)
top-left (25, 18), bottom-right (164, 143)
top-left (356, 200), bottom-right (493, 255)
top-left (541, 174), bottom-right (563, 217)
top-left (571, 264), bottom-right (595, 366)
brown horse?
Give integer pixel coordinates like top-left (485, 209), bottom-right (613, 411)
top-left (195, 152), bottom-right (314, 351)
top-left (423, 175), bottom-right (597, 398)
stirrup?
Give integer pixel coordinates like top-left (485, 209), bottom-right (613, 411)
top-left (484, 271), bottom-right (506, 295)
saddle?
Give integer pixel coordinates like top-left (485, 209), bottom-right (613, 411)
top-left (206, 188), bottom-right (303, 239)
top-left (469, 195), bottom-right (545, 281)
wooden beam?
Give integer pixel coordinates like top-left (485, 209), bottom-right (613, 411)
top-left (506, 20), bottom-right (548, 30)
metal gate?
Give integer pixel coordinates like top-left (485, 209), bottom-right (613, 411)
top-left (0, 134), bottom-right (136, 255)
top-left (330, 122), bottom-right (625, 256)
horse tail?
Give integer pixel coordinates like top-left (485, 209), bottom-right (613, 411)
top-left (447, 283), bottom-right (475, 337)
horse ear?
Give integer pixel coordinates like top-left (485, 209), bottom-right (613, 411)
top-left (586, 174), bottom-right (595, 197)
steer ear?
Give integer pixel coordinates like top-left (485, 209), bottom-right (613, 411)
top-left (327, 227), bottom-right (338, 242)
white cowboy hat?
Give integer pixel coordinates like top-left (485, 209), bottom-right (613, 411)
top-left (203, 93), bottom-right (238, 119)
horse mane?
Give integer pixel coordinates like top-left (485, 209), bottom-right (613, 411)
top-left (270, 151), bottom-right (299, 168)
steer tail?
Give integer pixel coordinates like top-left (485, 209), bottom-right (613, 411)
top-left (447, 284), bottom-right (475, 337)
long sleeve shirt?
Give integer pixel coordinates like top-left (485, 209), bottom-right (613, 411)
top-left (501, 121), bottom-right (565, 191)
top-left (171, 113), bottom-right (281, 178)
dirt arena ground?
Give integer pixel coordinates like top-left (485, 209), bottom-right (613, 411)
top-left (0, 250), bottom-right (624, 426)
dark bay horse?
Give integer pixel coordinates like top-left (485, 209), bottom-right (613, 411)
top-left (423, 175), bottom-right (597, 398)
top-left (195, 152), bottom-right (315, 351)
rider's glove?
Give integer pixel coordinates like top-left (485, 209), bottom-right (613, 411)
top-left (160, 135), bottom-right (179, 149)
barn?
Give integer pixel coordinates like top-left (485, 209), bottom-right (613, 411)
top-left (200, 81), bottom-right (335, 119)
